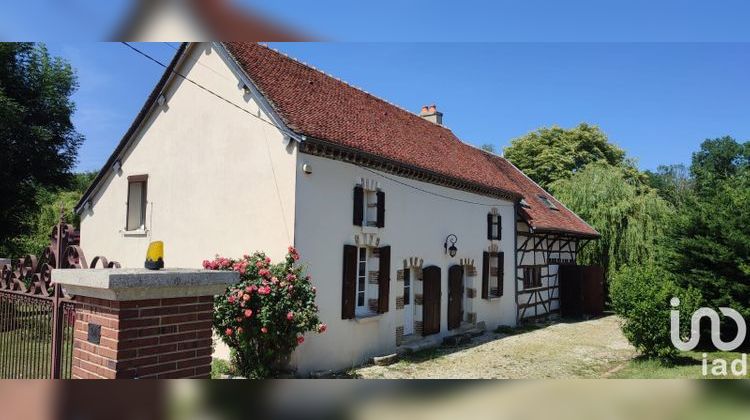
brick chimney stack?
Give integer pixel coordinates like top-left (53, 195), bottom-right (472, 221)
top-left (419, 104), bottom-right (443, 125)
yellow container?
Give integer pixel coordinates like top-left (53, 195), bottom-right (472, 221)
top-left (145, 241), bottom-right (164, 270)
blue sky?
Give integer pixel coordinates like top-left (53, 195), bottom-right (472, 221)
top-left (45, 42), bottom-right (749, 173)
top-left (3, 1), bottom-right (750, 41)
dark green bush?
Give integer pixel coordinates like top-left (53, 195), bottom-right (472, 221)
top-left (610, 265), bottom-right (702, 361)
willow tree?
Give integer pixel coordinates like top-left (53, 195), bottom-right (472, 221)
top-left (550, 163), bottom-right (673, 277)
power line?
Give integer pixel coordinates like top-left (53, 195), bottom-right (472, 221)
top-left (120, 42), bottom-right (516, 209)
top-left (120, 42), bottom-right (279, 130)
top-left (360, 166), bottom-right (514, 207)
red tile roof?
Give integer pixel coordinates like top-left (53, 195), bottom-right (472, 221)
top-left (225, 43), bottom-right (599, 237)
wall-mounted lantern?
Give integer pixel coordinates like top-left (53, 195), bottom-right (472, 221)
top-left (444, 234), bottom-right (458, 258)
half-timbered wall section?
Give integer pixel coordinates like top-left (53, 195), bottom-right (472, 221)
top-left (515, 217), bottom-right (590, 323)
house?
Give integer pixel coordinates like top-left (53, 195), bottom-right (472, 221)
top-left (75, 42), bottom-right (599, 374)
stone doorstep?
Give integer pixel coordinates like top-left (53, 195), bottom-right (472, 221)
top-left (372, 353), bottom-right (400, 366)
top-left (397, 335), bottom-right (442, 355)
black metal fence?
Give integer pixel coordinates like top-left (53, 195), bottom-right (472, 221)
top-left (0, 288), bottom-right (76, 378)
top-left (0, 218), bottom-right (119, 379)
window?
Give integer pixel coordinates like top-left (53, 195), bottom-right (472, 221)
top-left (357, 247), bottom-right (368, 308)
top-left (365, 190), bottom-right (378, 227)
top-left (403, 269), bottom-right (411, 305)
top-left (353, 185), bottom-right (385, 228)
top-left (482, 251), bottom-right (504, 298)
top-left (523, 266), bottom-right (543, 289)
top-left (126, 175), bottom-right (148, 231)
top-left (538, 195), bottom-right (558, 210)
top-left (487, 213), bottom-right (501, 240)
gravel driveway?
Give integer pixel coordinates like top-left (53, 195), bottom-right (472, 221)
top-left (354, 315), bottom-right (635, 379)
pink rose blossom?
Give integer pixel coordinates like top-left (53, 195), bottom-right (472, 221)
top-left (286, 274), bottom-right (297, 282)
top-left (317, 324), bottom-right (327, 333)
top-left (225, 328), bottom-right (233, 336)
top-left (265, 257), bottom-right (271, 264)
top-left (245, 286), bottom-right (253, 293)
top-left (244, 309), bottom-right (253, 318)
top-left (237, 327), bottom-right (244, 334)
top-left (261, 327), bottom-right (268, 334)
top-left (228, 295), bottom-right (236, 304)
top-left (242, 294), bottom-right (250, 301)
top-left (286, 311), bottom-right (294, 321)
top-left (297, 336), bottom-right (304, 344)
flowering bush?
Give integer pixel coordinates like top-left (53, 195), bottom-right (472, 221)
top-left (206, 247), bottom-right (326, 378)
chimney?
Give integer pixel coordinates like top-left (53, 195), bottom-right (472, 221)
top-left (419, 104), bottom-right (443, 125)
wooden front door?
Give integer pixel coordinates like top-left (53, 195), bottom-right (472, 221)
top-left (422, 266), bottom-right (441, 336)
top-left (448, 265), bottom-right (464, 330)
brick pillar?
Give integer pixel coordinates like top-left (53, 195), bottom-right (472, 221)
top-left (53, 268), bottom-right (237, 380)
top-left (72, 296), bottom-right (214, 379)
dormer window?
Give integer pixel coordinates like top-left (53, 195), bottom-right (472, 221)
top-left (538, 195), bottom-right (558, 210)
top-left (487, 213), bottom-right (501, 240)
top-left (520, 198), bottom-right (530, 208)
top-left (353, 184), bottom-right (385, 228)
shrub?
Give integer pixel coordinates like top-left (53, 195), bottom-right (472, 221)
top-left (206, 247), bottom-right (326, 378)
top-left (610, 265), bottom-right (702, 361)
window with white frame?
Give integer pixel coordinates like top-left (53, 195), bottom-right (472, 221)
top-left (357, 247), bottom-right (368, 309)
top-left (126, 175), bottom-right (148, 231)
top-left (487, 213), bottom-right (501, 240)
top-left (365, 190), bottom-right (378, 227)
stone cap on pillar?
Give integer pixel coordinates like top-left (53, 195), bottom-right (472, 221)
top-left (52, 268), bottom-right (239, 301)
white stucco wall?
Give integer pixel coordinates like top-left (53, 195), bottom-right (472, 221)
top-left (80, 43), bottom-right (297, 269)
top-left (291, 153), bottom-right (517, 374)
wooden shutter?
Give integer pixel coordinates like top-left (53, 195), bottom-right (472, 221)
top-left (376, 190), bottom-right (385, 228)
top-left (481, 251), bottom-right (489, 299)
top-left (497, 215), bottom-right (502, 240)
top-left (487, 214), bottom-right (493, 240)
top-left (377, 245), bottom-right (391, 313)
top-left (342, 245), bottom-right (357, 319)
top-left (496, 252), bottom-right (504, 297)
top-left (353, 186), bottom-right (364, 226)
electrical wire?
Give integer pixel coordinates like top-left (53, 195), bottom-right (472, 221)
top-left (120, 42), bottom-right (517, 209)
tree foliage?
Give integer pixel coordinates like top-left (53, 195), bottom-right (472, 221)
top-left (0, 43), bottom-right (83, 257)
top-left (11, 172), bottom-right (96, 256)
top-left (666, 138), bottom-right (750, 321)
top-left (504, 123), bottom-right (641, 189)
top-left (644, 164), bottom-right (693, 207)
top-left (550, 163), bottom-right (673, 276)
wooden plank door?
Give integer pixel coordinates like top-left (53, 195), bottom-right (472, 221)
top-left (422, 266), bottom-right (441, 336)
top-left (447, 265), bottom-right (464, 330)
top-left (582, 265), bottom-right (605, 316)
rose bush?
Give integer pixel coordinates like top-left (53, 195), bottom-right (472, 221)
top-left (206, 247), bottom-right (325, 378)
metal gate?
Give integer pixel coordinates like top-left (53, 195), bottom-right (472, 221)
top-left (0, 219), bottom-right (119, 378)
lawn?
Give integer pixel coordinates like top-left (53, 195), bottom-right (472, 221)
top-left (610, 351), bottom-right (749, 379)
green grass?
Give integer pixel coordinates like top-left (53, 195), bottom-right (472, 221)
top-left (611, 351), bottom-right (749, 379)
